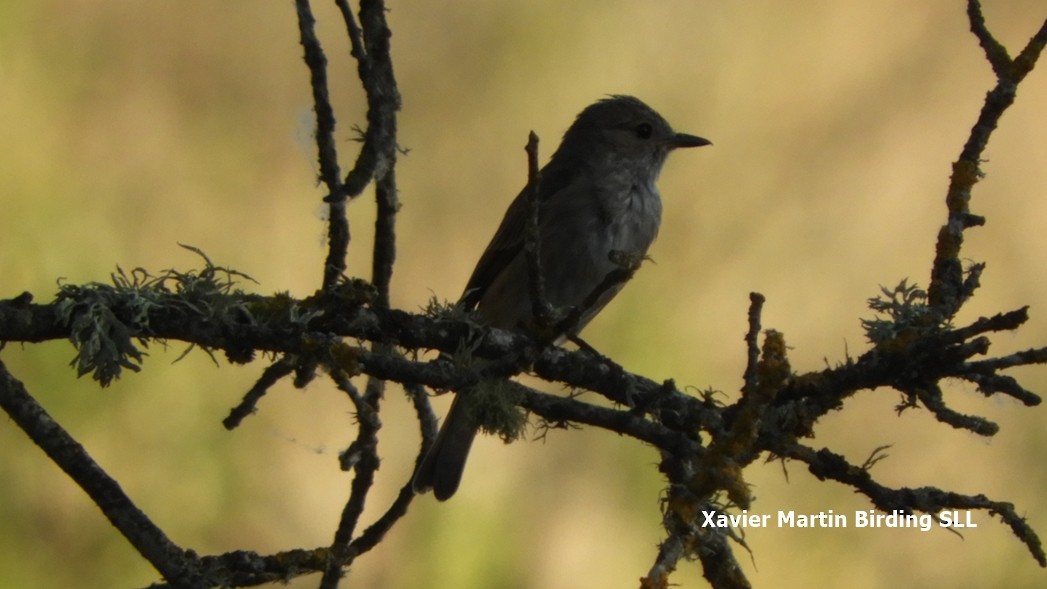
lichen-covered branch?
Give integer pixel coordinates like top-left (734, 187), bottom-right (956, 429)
top-left (928, 1), bottom-right (1047, 316)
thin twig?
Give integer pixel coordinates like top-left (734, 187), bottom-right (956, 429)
top-left (523, 131), bottom-right (554, 328)
top-left (346, 383), bottom-right (430, 556)
top-left (928, 1), bottom-right (1047, 316)
top-left (356, 0), bottom-right (401, 309)
top-left (222, 357), bottom-right (296, 429)
top-left (782, 441), bottom-right (1046, 566)
top-left (321, 370), bottom-right (381, 588)
top-left (741, 292), bottom-right (765, 397)
top-left (295, 0), bottom-right (350, 291)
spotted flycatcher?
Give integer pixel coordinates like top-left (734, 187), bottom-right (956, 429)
top-left (413, 95), bottom-right (711, 500)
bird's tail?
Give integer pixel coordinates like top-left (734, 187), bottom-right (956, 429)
top-left (412, 394), bottom-right (477, 501)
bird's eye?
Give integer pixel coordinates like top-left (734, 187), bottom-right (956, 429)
top-left (634, 122), bottom-right (653, 139)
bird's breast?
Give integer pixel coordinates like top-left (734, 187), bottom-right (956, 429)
top-left (604, 183), bottom-right (662, 254)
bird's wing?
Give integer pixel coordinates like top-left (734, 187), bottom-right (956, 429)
top-left (458, 164), bottom-right (580, 309)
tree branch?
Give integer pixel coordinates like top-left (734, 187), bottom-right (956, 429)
top-left (928, 1), bottom-right (1047, 316)
top-left (0, 360), bottom-right (207, 588)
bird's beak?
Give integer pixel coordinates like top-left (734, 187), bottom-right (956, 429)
top-left (669, 133), bottom-right (712, 149)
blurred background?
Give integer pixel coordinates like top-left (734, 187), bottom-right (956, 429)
top-left (1, 1), bottom-right (1046, 587)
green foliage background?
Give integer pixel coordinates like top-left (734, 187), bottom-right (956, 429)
top-left (1, 1), bottom-right (1046, 587)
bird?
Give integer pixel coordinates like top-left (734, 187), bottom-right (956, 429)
top-left (413, 95), bottom-right (711, 500)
